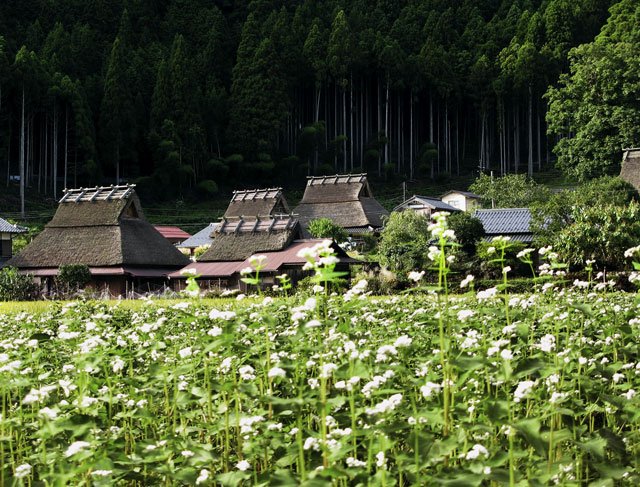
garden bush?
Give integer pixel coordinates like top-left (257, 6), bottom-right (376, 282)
top-left (0, 266), bottom-right (38, 301)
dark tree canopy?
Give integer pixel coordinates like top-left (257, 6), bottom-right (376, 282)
top-left (0, 0), bottom-right (630, 207)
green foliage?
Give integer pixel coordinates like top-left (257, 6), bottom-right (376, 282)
top-left (378, 211), bottom-right (431, 273)
top-left (546, 0), bottom-right (640, 180)
top-left (531, 176), bottom-right (639, 245)
top-left (0, 267), bottom-right (38, 301)
top-left (307, 218), bottom-right (348, 243)
top-left (553, 201), bottom-right (640, 269)
top-left (469, 173), bottom-right (551, 208)
top-left (447, 212), bottom-right (485, 254)
top-left (476, 240), bottom-right (528, 277)
top-left (57, 264), bottom-right (92, 291)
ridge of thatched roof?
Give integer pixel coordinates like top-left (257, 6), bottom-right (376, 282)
top-left (293, 173), bottom-right (388, 231)
top-left (621, 149), bottom-right (640, 193)
top-left (7, 185), bottom-right (189, 269)
top-left (223, 187), bottom-right (290, 218)
top-left (198, 216), bottom-right (302, 262)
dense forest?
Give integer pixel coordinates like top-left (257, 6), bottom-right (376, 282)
top-left (0, 0), bottom-right (638, 213)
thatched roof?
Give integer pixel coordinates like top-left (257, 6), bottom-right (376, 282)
top-left (198, 216), bottom-right (302, 262)
top-left (620, 149), bottom-right (640, 193)
top-left (224, 188), bottom-right (290, 218)
top-left (7, 185), bottom-right (189, 269)
top-left (293, 173), bottom-right (389, 233)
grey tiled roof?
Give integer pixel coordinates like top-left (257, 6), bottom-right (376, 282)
top-left (177, 223), bottom-right (218, 249)
top-left (473, 208), bottom-right (533, 238)
top-left (0, 217), bottom-right (27, 234)
top-left (393, 195), bottom-right (459, 213)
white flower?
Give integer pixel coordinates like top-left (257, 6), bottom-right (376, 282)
top-left (207, 326), bottom-right (223, 337)
top-left (239, 365), bottom-right (256, 381)
top-left (460, 274), bottom-right (474, 288)
top-left (249, 254), bottom-right (267, 266)
top-left (65, 441), bottom-right (91, 457)
top-left (181, 450), bottom-right (195, 457)
top-left (240, 267), bottom-right (253, 276)
top-left (421, 381), bottom-right (442, 398)
top-left (346, 457), bottom-right (367, 468)
top-left (487, 246), bottom-right (496, 255)
top-left (196, 469), bottom-right (210, 485)
top-left (178, 347), bottom-right (192, 359)
top-left (539, 246), bottom-right (552, 256)
top-left (622, 389), bottom-right (636, 400)
top-left (376, 451), bottom-right (386, 468)
top-left (111, 356), bottom-right (125, 373)
top-left (365, 394), bottom-right (402, 415)
top-left (15, 464), bottom-right (32, 478)
top-left (537, 334), bottom-right (556, 353)
top-left (181, 268), bottom-right (197, 276)
top-left (39, 407), bottom-right (58, 420)
top-left (514, 380), bottom-right (535, 402)
top-left (393, 335), bottom-right (412, 347)
top-left (457, 309), bottom-right (475, 321)
top-left (517, 248), bottom-right (535, 259)
top-left (477, 287), bottom-right (498, 301)
top-left (408, 270), bottom-right (425, 282)
top-left (91, 470), bottom-right (113, 477)
top-left (465, 444), bottom-right (489, 460)
top-left (500, 349), bottom-right (513, 361)
top-left (236, 460), bottom-right (251, 471)
top-left (549, 392), bottom-right (568, 404)
top-left (502, 266), bottom-right (511, 274)
top-left (305, 319), bottom-right (322, 329)
top-left (268, 367), bottom-right (286, 379)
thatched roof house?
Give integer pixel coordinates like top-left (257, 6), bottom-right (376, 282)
top-left (620, 148), bottom-right (640, 193)
top-left (224, 187), bottom-right (290, 218)
top-left (171, 238), bottom-right (357, 292)
top-left (7, 185), bottom-right (189, 296)
top-left (198, 215), bottom-right (303, 262)
top-left (0, 217), bottom-right (27, 267)
top-left (177, 188), bottom-right (290, 258)
top-left (293, 174), bottom-right (389, 236)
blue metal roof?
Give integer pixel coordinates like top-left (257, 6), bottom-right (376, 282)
top-left (473, 208), bottom-right (533, 240)
top-left (176, 223), bottom-right (218, 249)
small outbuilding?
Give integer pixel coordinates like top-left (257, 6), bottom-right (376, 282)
top-left (293, 173), bottom-right (389, 237)
top-left (393, 195), bottom-right (460, 218)
top-left (0, 217), bottom-right (28, 267)
top-left (6, 185), bottom-right (190, 296)
top-left (473, 208), bottom-right (534, 242)
top-left (440, 190), bottom-right (482, 211)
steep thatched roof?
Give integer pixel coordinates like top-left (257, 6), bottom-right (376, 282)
top-left (7, 185), bottom-right (189, 269)
top-left (224, 188), bottom-right (290, 218)
top-left (198, 216), bottom-right (302, 262)
top-left (293, 174), bottom-right (389, 232)
top-left (620, 149), bottom-right (640, 193)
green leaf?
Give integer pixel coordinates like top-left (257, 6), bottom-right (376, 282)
top-left (216, 471), bottom-right (252, 486)
top-left (434, 473), bottom-right (483, 486)
top-left (514, 419), bottom-right (547, 457)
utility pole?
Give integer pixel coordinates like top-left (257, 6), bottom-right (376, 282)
top-left (490, 170), bottom-right (495, 209)
top-left (402, 181), bottom-right (406, 202)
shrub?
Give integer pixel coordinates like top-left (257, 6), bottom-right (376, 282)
top-left (307, 218), bottom-right (348, 243)
top-left (447, 212), bottom-right (485, 254)
top-left (57, 264), bottom-right (92, 292)
top-left (378, 211), bottom-right (432, 273)
top-left (469, 173), bottom-right (551, 208)
top-left (0, 267), bottom-right (38, 301)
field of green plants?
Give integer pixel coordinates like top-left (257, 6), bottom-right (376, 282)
top-left (3, 226), bottom-right (640, 486)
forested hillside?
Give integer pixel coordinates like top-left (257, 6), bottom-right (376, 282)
top-left (0, 0), bottom-right (637, 210)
